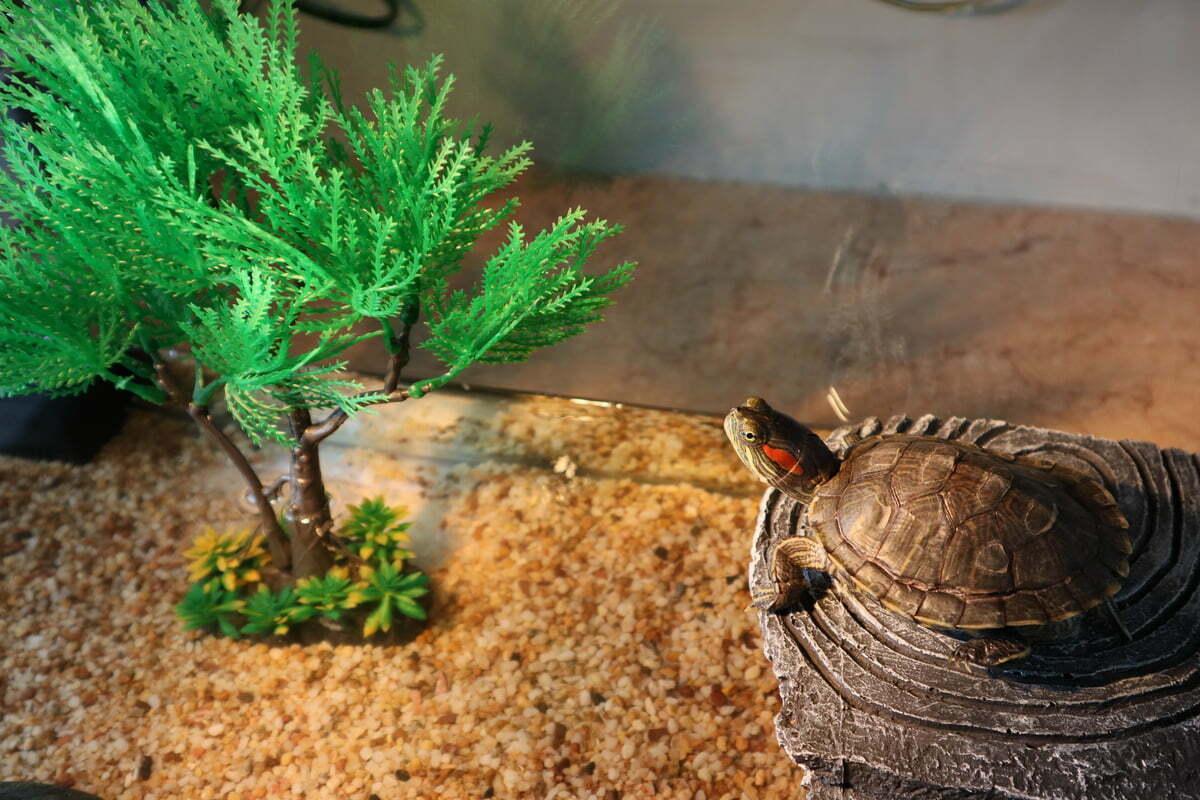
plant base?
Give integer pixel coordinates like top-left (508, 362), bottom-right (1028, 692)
top-left (288, 604), bottom-right (430, 648)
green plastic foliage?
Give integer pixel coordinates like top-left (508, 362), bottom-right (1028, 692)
top-left (295, 567), bottom-right (362, 622)
top-left (181, 527), bottom-right (269, 592)
top-left (359, 563), bottom-right (431, 636)
top-left (339, 496), bottom-right (415, 567)
top-left (239, 585), bottom-right (318, 636)
top-left (0, 0), bottom-right (273, 404)
top-left (176, 499), bottom-right (428, 640)
top-left (0, 0), bottom-right (632, 443)
top-left (175, 583), bottom-right (245, 639)
top-left (420, 210), bottom-right (634, 394)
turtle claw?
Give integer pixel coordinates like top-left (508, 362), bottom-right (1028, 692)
top-left (949, 638), bottom-right (1031, 668)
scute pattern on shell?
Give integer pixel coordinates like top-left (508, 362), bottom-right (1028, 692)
top-left (808, 435), bottom-right (1132, 630)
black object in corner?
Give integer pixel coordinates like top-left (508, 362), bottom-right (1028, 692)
top-left (0, 782), bottom-right (106, 800)
top-left (0, 383), bottom-right (130, 464)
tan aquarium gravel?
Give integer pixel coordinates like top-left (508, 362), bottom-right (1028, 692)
top-left (0, 392), bottom-right (806, 799)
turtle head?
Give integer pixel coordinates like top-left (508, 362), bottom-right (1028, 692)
top-left (724, 397), bottom-right (840, 502)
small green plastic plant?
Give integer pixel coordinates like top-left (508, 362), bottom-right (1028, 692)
top-left (358, 563), bottom-right (431, 637)
top-left (339, 497), bottom-right (415, 568)
top-left (176, 497), bottom-right (429, 640)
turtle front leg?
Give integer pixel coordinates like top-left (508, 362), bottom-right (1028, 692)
top-left (949, 637), bottom-right (1031, 668)
top-left (753, 536), bottom-right (829, 613)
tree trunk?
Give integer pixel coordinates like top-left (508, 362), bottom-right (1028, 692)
top-left (286, 408), bottom-right (335, 580)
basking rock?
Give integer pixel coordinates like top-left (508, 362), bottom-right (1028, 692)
top-left (750, 414), bottom-right (1200, 799)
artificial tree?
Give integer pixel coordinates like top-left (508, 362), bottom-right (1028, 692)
top-left (0, 0), bottom-right (633, 588)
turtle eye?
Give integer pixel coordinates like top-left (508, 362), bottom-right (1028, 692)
top-left (742, 430), bottom-right (757, 443)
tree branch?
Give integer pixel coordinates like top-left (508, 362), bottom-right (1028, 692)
top-left (303, 387), bottom-right (411, 446)
top-left (305, 302), bottom-right (420, 446)
top-left (155, 361), bottom-right (292, 570)
top-left (261, 474), bottom-right (292, 502)
top-left (383, 301), bottom-right (419, 394)
top-left (154, 360), bottom-right (188, 405)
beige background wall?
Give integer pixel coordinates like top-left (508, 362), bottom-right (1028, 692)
top-left (298, 0), bottom-right (1200, 216)
top-left (292, 0), bottom-right (1200, 447)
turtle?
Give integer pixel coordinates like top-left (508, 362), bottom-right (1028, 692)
top-left (724, 397), bottom-right (1133, 667)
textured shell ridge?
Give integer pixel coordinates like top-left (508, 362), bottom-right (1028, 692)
top-left (809, 432), bottom-right (1132, 630)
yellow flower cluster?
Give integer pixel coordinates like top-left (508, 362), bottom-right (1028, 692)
top-left (295, 564), bottom-right (349, 590)
top-left (355, 527), bottom-right (413, 565)
top-left (182, 527), bottom-right (270, 592)
top-left (341, 498), bottom-right (414, 569)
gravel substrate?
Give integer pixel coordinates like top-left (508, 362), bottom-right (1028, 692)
top-left (0, 397), bottom-right (804, 799)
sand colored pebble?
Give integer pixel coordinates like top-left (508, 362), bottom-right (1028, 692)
top-left (0, 398), bottom-right (802, 798)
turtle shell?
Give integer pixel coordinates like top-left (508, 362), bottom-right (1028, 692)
top-left (807, 435), bottom-right (1132, 630)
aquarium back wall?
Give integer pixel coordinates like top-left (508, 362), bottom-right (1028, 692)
top-left (299, 0), bottom-right (1200, 217)
top-left (296, 0), bottom-right (1200, 450)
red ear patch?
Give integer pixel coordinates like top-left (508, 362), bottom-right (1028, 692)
top-left (762, 444), bottom-right (803, 474)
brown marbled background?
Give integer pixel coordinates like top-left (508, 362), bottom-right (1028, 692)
top-left (345, 171), bottom-right (1200, 451)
